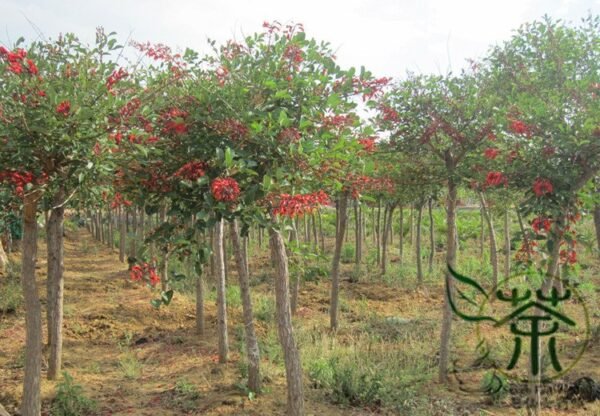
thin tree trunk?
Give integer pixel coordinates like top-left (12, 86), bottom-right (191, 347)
top-left (428, 199), bottom-right (435, 273)
top-left (479, 192), bottom-right (498, 288)
top-left (381, 204), bottom-right (395, 275)
top-left (289, 221), bottom-right (301, 314)
top-left (119, 207), bottom-right (126, 263)
top-left (46, 187), bottom-right (66, 380)
top-left (504, 209), bottom-right (510, 279)
top-left (317, 209), bottom-right (325, 253)
top-left (479, 204), bottom-right (485, 257)
top-left (130, 208), bottom-right (137, 258)
top-left (409, 205), bottom-right (414, 246)
top-left (21, 191), bottom-right (42, 416)
top-left (159, 204), bottom-right (169, 291)
top-left (107, 208), bottom-right (114, 251)
top-left (196, 233), bottom-right (206, 336)
top-left (311, 213), bottom-right (318, 251)
top-left (416, 203), bottom-right (424, 285)
top-left (594, 202), bottom-right (600, 254)
top-left (354, 202), bottom-right (362, 276)
top-left (214, 219), bottom-right (229, 363)
top-left (398, 206), bottom-right (403, 266)
top-left (376, 200), bottom-right (381, 265)
top-left (330, 194), bottom-right (349, 331)
top-left (230, 220), bottom-right (261, 392)
top-left (439, 159), bottom-right (457, 384)
top-left (99, 210), bottom-right (105, 244)
top-left (268, 220), bottom-right (304, 416)
top-left (0, 236), bottom-right (8, 275)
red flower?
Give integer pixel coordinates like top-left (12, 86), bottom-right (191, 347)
top-left (130, 265), bottom-right (143, 282)
top-left (485, 171), bottom-right (506, 187)
top-left (173, 161), bottom-right (207, 181)
top-left (26, 59), bottom-right (38, 75)
top-left (211, 177), bottom-right (240, 202)
top-left (531, 217), bottom-right (552, 233)
top-left (0, 46), bottom-right (8, 56)
top-left (272, 191), bottom-right (329, 217)
top-left (509, 119), bottom-right (531, 135)
top-left (379, 105), bottom-right (400, 123)
top-left (560, 249), bottom-right (576, 265)
top-left (8, 61), bottom-right (22, 74)
top-left (532, 178), bottom-right (553, 197)
top-left (56, 100), bottom-right (71, 116)
top-left (148, 268), bottom-right (160, 287)
top-left (277, 127), bottom-right (301, 143)
top-left (484, 148), bottom-right (499, 160)
top-left (358, 137), bottom-right (376, 153)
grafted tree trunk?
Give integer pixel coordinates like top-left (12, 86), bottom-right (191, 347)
top-left (439, 158), bottom-right (457, 384)
top-left (479, 192), bottom-right (498, 288)
top-left (230, 220), bottom-right (261, 392)
top-left (416, 203), bottom-right (424, 285)
top-left (21, 191), bottom-right (42, 416)
top-left (428, 199), bottom-right (435, 273)
top-left (268, 220), bottom-right (304, 416)
top-left (330, 194), bottom-right (349, 331)
top-left (214, 218), bottom-right (229, 363)
top-left (594, 202), bottom-right (600, 254)
top-left (46, 187), bottom-right (66, 380)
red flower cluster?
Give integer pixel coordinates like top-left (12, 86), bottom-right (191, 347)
top-left (130, 263), bottom-right (160, 287)
top-left (106, 67), bottom-right (128, 92)
top-left (531, 216), bottom-right (552, 233)
top-left (283, 44), bottom-right (304, 65)
top-left (119, 98), bottom-right (142, 120)
top-left (560, 247), bottom-right (577, 265)
top-left (485, 171), bottom-right (507, 187)
top-left (484, 147), bottom-right (499, 160)
top-left (358, 137), bottom-right (376, 153)
top-left (216, 65), bottom-right (229, 86)
top-left (379, 105), bottom-right (400, 123)
top-left (532, 178), bottom-right (553, 197)
top-left (110, 192), bottom-right (132, 209)
top-left (173, 161), bottom-right (207, 181)
top-left (214, 118), bottom-right (249, 141)
top-left (160, 107), bottom-right (189, 135)
top-left (345, 174), bottom-right (394, 199)
top-left (272, 191), bottom-right (329, 217)
top-left (509, 119), bottom-right (531, 136)
top-left (131, 41), bottom-right (181, 63)
top-left (515, 239), bottom-right (538, 263)
top-left (0, 47), bottom-right (37, 75)
top-left (321, 114), bottom-right (355, 130)
top-left (211, 177), bottom-right (240, 202)
top-left (0, 170), bottom-right (47, 197)
top-left (357, 77), bottom-right (391, 101)
top-left (277, 127), bottom-right (301, 143)
top-left (56, 100), bottom-right (71, 116)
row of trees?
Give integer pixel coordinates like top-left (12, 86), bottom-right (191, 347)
top-left (0, 16), bottom-right (598, 415)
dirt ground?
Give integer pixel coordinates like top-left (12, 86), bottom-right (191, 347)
top-left (1, 227), bottom-right (599, 415)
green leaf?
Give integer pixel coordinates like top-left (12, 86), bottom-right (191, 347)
top-left (150, 299), bottom-right (162, 309)
top-left (161, 290), bottom-right (174, 305)
top-left (225, 147), bottom-right (234, 168)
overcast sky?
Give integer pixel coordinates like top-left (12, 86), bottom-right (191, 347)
top-left (1, 0), bottom-right (598, 77)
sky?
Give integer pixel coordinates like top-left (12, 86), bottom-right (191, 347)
top-left (1, 0), bottom-right (599, 78)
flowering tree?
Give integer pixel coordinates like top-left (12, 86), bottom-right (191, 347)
top-left (0, 30), bottom-right (126, 414)
top-left (377, 71), bottom-right (496, 383)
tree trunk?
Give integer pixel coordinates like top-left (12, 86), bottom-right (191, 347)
top-left (107, 208), bottom-right (114, 251)
top-left (428, 199), bottom-right (435, 273)
top-left (289, 221), bottom-right (301, 314)
top-left (129, 208), bottom-right (137, 258)
top-left (504, 209), bottom-right (510, 279)
top-left (381, 204), bottom-right (395, 275)
top-left (409, 205), bottom-right (414, 245)
top-left (330, 194), bottom-right (349, 331)
top-left (439, 160), bottom-right (457, 384)
top-left (46, 187), bottom-right (66, 380)
top-left (21, 191), bottom-right (42, 416)
top-left (354, 202), bottom-right (362, 278)
top-left (0, 235), bottom-right (8, 275)
top-left (196, 233), bottom-right (206, 336)
top-left (416, 203), bottom-right (424, 285)
top-left (311, 213), bottom-right (318, 251)
top-left (230, 220), bottom-right (261, 393)
top-left (214, 219), bottom-right (229, 363)
top-left (479, 192), bottom-right (498, 288)
top-left (268, 220), bottom-right (304, 416)
top-left (594, 202), bottom-right (600, 254)
top-left (119, 207), bottom-right (126, 263)
top-left (317, 209), bottom-right (325, 253)
top-left (159, 205), bottom-right (169, 291)
top-left (375, 200), bottom-right (382, 265)
top-left (398, 206), bottom-right (404, 266)
top-left (479, 204), bottom-right (485, 257)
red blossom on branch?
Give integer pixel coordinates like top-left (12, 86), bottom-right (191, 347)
top-left (277, 127), bottom-right (301, 143)
top-left (271, 191), bottom-right (329, 217)
top-left (173, 161), bottom-right (207, 181)
top-left (485, 171), bottom-right (507, 187)
top-left (56, 100), bottom-right (71, 116)
top-left (532, 217), bottom-right (552, 233)
top-left (211, 177), bottom-right (240, 202)
top-left (358, 137), bottom-right (376, 153)
top-left (509, 119), bottom-right (532, 136)
top-left (532, 178), bottom-right (553, 197)
top-left (484, 147), bottom-right (499, 160)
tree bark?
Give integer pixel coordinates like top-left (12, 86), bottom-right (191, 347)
top-left (428, 199), bottom-right (435, 273)
top-left (159, 204), bottom-right (169, 291)
top-left (0, 235), bottom-right (8, 275)
top-left (503, 209), bottom-right (510, 279)
top-left (439, 157), bottom-right (457, 384)
top-left (416, 203), bottom-right (424, 285)
top-left (46, 187), bottom-right (66, 380)
top-left (479, 204), bottom-right (485, 257)
top-left (230, 220), bottom-right (261, 393)
top-left (479, 192), bottom-right (498, 288)
top-left (196, 233), bottom-right (206, 336)
top-left (375, 200), bottom-right (382, 265)
top-left (268, 220), bottom-right (304, 416)
top-left (354, 202), bottom-right (362, 278)
top-left (214, 219), bottom-right (229, 363)
top-left (317, 209), bottom-right (325, 253)
top-left (119, 206), bottom-right (126, 263)
top-left (398, 206), bottom-right (404, 266)
top-left (381, 204), bottom-right (395, 275)
top-left (21, 191), bottom-right (42, 416)
top-left (330, 194), bottom-right (349, 331)
top-left (594, 202), bottom-right (600, 254)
